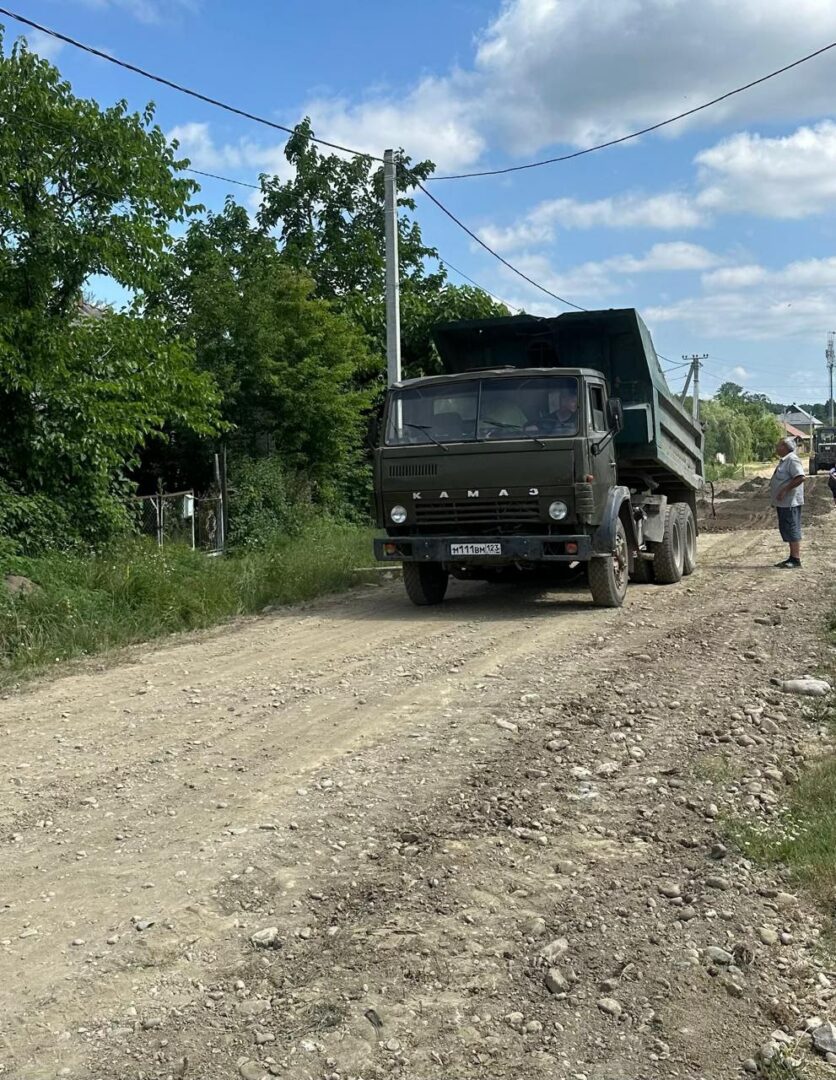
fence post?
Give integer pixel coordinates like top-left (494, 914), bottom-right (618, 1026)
top-left (155, 496), bottom-right (163, 548)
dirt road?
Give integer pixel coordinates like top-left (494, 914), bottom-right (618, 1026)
top-left (2, 478), bottom-right (836, 1080)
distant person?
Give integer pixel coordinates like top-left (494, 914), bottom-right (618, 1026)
top-left (769, 436), bottom-right (805, 569)
top-left (829, 464), bottom-right (836, 504)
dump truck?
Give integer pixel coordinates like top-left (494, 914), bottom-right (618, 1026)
top-left (372, 308), bottom-right (704, 608)
top-left (809, 426), bottom-right (836, 475)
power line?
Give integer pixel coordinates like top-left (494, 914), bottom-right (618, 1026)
top-left (0, 6), bottom-right (385, 162)
top-left (416, 180), bottom-right (586, 311)
top-left (186, 168), bottom-right (260, 190)
top-left (432, 40), bottom-right (836, 180)
top-left (437, 259), bottom-right (523, 313)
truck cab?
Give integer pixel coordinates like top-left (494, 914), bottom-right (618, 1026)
top-left (373, 309), bottom-right (704, 608)
top-left (811, 427), bottom-right (836, 474)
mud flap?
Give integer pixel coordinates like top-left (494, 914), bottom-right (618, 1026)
top-left (592, 486), bottom-right (638, 556)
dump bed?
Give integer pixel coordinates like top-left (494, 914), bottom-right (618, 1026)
top-left (432, 308), bottom-right (703, 491)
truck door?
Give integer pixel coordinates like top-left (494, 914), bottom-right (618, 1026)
top-left (588, 382), bottom-right (617, 493)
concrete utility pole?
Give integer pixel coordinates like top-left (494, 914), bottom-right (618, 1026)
top-left (827, 332), bottom-right (835, 426)
top-left (383, 149), bottom-right (401, 387)
top-left (679, 354), bottom-right (708, 421)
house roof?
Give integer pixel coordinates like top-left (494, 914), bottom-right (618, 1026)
top-left (778, 406), bottom-right (823, 426)
top-left (782, 422), bottom-right (809, 440)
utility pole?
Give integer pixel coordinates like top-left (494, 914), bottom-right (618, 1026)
top-left (827, 332), bottom-right (835, 427)
top-left (383, 149), bottom-right (401, 387)
top-left (679, 354), bottom-right (708, 421)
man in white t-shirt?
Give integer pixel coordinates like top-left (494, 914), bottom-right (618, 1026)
top-left (769, 437), bottom-right (805, 569)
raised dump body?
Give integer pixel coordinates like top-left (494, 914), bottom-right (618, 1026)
top-left (373, 308), bottom-right (705, 608)
top-left (432, 308), bottom-right (704, 495)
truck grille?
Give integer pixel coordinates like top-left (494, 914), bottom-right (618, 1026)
top-left (387, 463), bottom-right (438, 479)
top-left (415, 498), bottom-right (540, 525)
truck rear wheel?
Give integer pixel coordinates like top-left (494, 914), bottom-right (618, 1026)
top-left (402, 562), bottom-right (449, 606)
top-left (676, 503), bottom-right (697, 576)
top-left (651, 506), bottom-right (684, 585)
top-left (588, 519), bottom-right (628, 608)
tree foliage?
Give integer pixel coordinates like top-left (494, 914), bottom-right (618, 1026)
top-left (702, 383), bottom-right (783, 463)
top-left (0, 32), bottom-right (219, 545)
top-left (156, 200), bottom-right (376, 497)
top-left (257, 120), bottom-right (510, 377)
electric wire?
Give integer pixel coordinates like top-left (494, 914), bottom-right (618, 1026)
top-left (432, 40), bottom-right (836, 179)
top-left (416, 179), bottom-right (586, 311)
top-left (0, 6), bottom-right (385, 162)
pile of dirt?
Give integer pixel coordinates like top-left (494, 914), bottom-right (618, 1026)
top-left (698, 474), bottom-right (833, 534)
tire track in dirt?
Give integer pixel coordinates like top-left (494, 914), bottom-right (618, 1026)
top-left (1, 504), bottom-right (833, 1080)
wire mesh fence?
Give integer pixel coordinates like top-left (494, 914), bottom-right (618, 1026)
top-left (130, 491), bottom-right (224, 553)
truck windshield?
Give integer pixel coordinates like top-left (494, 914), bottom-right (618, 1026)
top-left (385, 376), bottom-right (580, 446)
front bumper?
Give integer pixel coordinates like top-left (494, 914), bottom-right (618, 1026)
top-left (374, 534), bottom-right (593, 564)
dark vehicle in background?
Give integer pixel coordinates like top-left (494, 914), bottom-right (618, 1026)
top-left (372, 309), bottom-right (704, 608)
top-left (810, 427), bottom-right (836, 474)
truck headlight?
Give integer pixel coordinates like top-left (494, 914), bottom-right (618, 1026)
top-left (548, 500), bottom-right (568, 521)
top-left (390, 504), bottom-right (407, 524)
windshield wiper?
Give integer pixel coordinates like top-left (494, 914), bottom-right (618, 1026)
top-left (403, 423), bottom-right (449, 452)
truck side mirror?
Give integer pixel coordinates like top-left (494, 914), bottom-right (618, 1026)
top-left (607, 397), bottom-right (624, 433)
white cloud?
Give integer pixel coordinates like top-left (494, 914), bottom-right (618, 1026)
top-left (472, 0), bottom-right (836, 155)
top-left (479, 193), bottom-right (703, 251)
top-left (731, 365), bottom-right (750, 381)
top-left (488, 242), bottom-right (721, 310)
top-left (19, 29), bottom-right (65, 60)
top-left (701, 265), bottom-right (767, 289)
top-left (301, 75), bottom-right (485, 172)
top-left (167, 122), bottom-right (294, 183)
top-left (695, 122), bottom-right (836, 218)
top-left (648, 255), bottom-right (836, 340)
top-left (274, 1), bottom-right (836, 181)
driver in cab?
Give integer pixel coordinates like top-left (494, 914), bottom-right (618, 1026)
top-left (535, 386), bottom-right (579, 436)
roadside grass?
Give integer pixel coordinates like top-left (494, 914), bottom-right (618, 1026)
top-left (728, 654), bottom-right (836, 912)
top-left (730, 756), bottom-right (836, 907)
top-left (0, 521), bottom-right (375, 687)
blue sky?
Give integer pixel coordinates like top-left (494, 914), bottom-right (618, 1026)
top-left (10, 0), bottom-right (836, 404)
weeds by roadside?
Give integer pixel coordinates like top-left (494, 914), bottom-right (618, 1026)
top-left (0, 521), bottom-right (374, 687)
top-left (728, 650), bottom-right (836, 911)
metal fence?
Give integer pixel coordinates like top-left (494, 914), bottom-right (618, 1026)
top-left (131, 491), bottom-right (224, 554)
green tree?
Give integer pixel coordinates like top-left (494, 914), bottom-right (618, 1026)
top-left (256, 120), bottom-right (510, 378)
top-left (0, 32), bottom-right (217, 542)
top-left (714, 382), bottom-right (782, 459)
top-left (157, 200), bottom-right (376, 500)
top-left (701, 400), bottom-right (753, 464)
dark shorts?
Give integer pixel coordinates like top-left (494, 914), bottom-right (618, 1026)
top-left (776, 505), bottom-right (802, 542)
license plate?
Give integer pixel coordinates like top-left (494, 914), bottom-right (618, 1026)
top-left (449, 543), bottom-right (502, 556)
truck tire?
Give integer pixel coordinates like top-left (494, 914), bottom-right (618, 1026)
top-left (810, 458), bottom-right (818, 475)
top-left (676, 503), bottom-right (697, 576)
top-left (588, 518), bottom-right (629, 608)
top-left (630, 552), bottom-right (654, 584)
top-left (402, 562), bottom-right (449, 606)
top-left (651, 506), bottom-right (684, 585)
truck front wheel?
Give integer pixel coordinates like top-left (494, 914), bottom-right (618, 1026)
top-left (810, 458), bottom-right (818, 475)
top-left (402, 562), bottom-right (449, 606)
top-left (588, 519), bottom-right (629, 608)
top-left (651, 506), bottom-right (684, 584)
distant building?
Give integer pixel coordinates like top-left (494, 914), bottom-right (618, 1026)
top-left (780, 421), bottom-right (811, 451)
top-left (777, 407), bottom-right (823, 437)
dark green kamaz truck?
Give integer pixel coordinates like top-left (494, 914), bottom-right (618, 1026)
top-left (810, 427), bottom-right (836, 474)
top-left (372, 309), bottom-right (704, 608)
